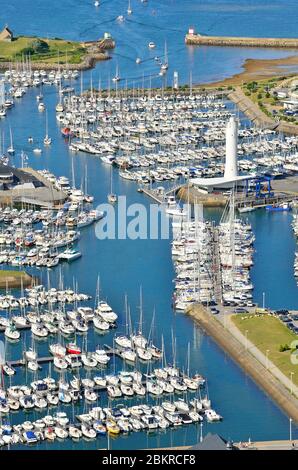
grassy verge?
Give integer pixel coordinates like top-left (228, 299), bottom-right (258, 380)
top-left (0, 36), bottom-right (86, 64)
top-left (232, 313), bottom-right (298, 386)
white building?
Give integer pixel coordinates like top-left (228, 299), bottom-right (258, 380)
top-left (191, 116), bottom-right (250, 193)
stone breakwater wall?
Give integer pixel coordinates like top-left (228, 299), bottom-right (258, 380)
top-left (0, 52), bottom-right (110, 71)
top-left (185, 34), bottom-right (298, 49)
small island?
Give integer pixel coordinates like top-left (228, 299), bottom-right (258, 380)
top-left (0, 25), bottom-right (115, 70)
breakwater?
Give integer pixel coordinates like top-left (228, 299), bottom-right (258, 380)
top-left (187, 304), bottom-right (298, 422)
top-left (185, 34), bottom-right (298, 49)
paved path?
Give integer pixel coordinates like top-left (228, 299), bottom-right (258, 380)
top-left (218, 313), bottom-right (298, 398)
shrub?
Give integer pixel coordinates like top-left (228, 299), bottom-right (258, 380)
top-left (30, 39), bottom-right (50, 53)
top-left (279, 344), bottom-right (290, 352)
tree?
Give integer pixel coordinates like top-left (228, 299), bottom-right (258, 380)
top-left (30, 39), bottom-right (49, 54)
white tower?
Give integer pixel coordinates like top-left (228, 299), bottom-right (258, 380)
top-left (224, 116), bottom-right (238, 179)
top-left (173, 71), bottom-right (178, 90)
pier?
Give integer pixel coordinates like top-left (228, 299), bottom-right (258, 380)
top-left (185, 33), bottom-right (298, 49)
top-left (138, 185), bottom-right (184, 204)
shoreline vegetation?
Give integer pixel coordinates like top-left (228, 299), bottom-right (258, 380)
top-left (0, 35), bottom-right (114, 70)
top-left (0, 270), bottom-right (33, 288)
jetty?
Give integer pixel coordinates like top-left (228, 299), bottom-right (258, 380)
top-left (139, 184), bottom-right (184, 204)
top-left (185, 32), bottom-right (298, 49)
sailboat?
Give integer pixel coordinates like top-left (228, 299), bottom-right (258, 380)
top-left (112, 64), bottom-right (121, 82)
top-left (7, 126), bottom-right (15, 155)
top-left (160, 40), bottom-right (168, 72)
top-left (56, 80), bottom-right (64, 112)
top-left (94, 0), bottom-right (100, 6)
top-left (127, 0), bottom-right (132, 15)
top-left (108, 166), bottom-right (117, 203)
top-left (44, 111), bottom-right (52, 146)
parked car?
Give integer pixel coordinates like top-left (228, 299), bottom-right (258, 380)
top-left (234, 308), bottom-right (248, 314)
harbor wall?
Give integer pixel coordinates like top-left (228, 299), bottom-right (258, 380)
top-left (0, 271), bottom-right (32, 289)
top-left (0, 52), bottom-right (110, 71)
top-left (187, 304), bottom-right (298, 422)
top-left (185, 34), bottom-right (298, 49)
top-left (177, 186), bottom-right (227, 207)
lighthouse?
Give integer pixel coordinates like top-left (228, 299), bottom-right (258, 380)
top-left (192, 114), bottom-right (250, 193)
top-left (224, 116), bottom-right (238, 179)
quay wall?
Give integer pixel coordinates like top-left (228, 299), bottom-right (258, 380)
top-left (187, 304), bottom-right (298, 422)
top-left (177, 186), bottom-right (227, 207)
top-left (0, 272), bottom-right (32, 289)
top-left (185, 34), bottom-right (298, 49)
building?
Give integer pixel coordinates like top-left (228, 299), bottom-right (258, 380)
top-left (0, 163), bottom-right (44, 190)
top-left (0, 164), bottom-right (67, 207)
top-left (0, 26), bottom-right (13, 42)
top-left (191, 116), bottom-right (251, 193)
top-left (190, 433), bottom-right (238, 450)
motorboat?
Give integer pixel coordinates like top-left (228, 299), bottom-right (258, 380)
top-left (4, 323), bottom-right (20, 341)
top-left (93, 316), bottom-right (110, 330)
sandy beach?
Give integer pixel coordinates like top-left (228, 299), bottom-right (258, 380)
top-left (204, 55), bottom-right (298, 87)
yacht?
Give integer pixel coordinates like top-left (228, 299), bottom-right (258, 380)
top-left (148, 42), bottom-right (156, 49)
top-left (58, 248), bottom-right (82, 262)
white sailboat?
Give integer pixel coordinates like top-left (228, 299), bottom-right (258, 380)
top-left (161, 40), bottom-right (169, 71)
top-left (44, 111), bottom-right (52, 146)
top-left (7, 126), bottom-right (15, 155)
top-left (108, 166), bottom-right (117, 203)
top-left (127, 0), bottom-right (132, 15)
top-left (112, 64), bottom-right (121, 82)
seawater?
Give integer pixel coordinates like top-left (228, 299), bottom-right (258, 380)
top-left (0, 0), bottom-right (297, 449)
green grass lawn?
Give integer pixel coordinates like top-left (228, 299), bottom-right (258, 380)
top-left (0, 36), bottom-right (86, 64)
top-left (0, 269), bottom-right (28, 278)
top-left (232, 314), bottom-right (298, 386)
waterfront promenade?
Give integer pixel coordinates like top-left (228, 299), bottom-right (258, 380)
top-left (188, 304), bottom-right (298, 422)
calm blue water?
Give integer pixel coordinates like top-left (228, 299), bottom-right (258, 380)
top-left (0, 0), bottom-right (298, 450)
top-left (1, 0), bottom-right (298, 87)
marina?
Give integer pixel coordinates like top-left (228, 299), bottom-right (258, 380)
top-left (0, 0), bottom-right (297, 453)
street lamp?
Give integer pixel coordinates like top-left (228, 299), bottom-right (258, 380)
top-left (290, 418), bottom-right (293, 443)
top-left (200, 421), bottom-right (203, 443)
top-left (266, 349), bottom-right (270, 370)
top-left (245, 330), bottom-right (249, 351)
top-left (290, 372), bottom-right (294, 395)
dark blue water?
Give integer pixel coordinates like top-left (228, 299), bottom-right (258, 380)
top-left (0, 0), bottom-right (298, 449)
